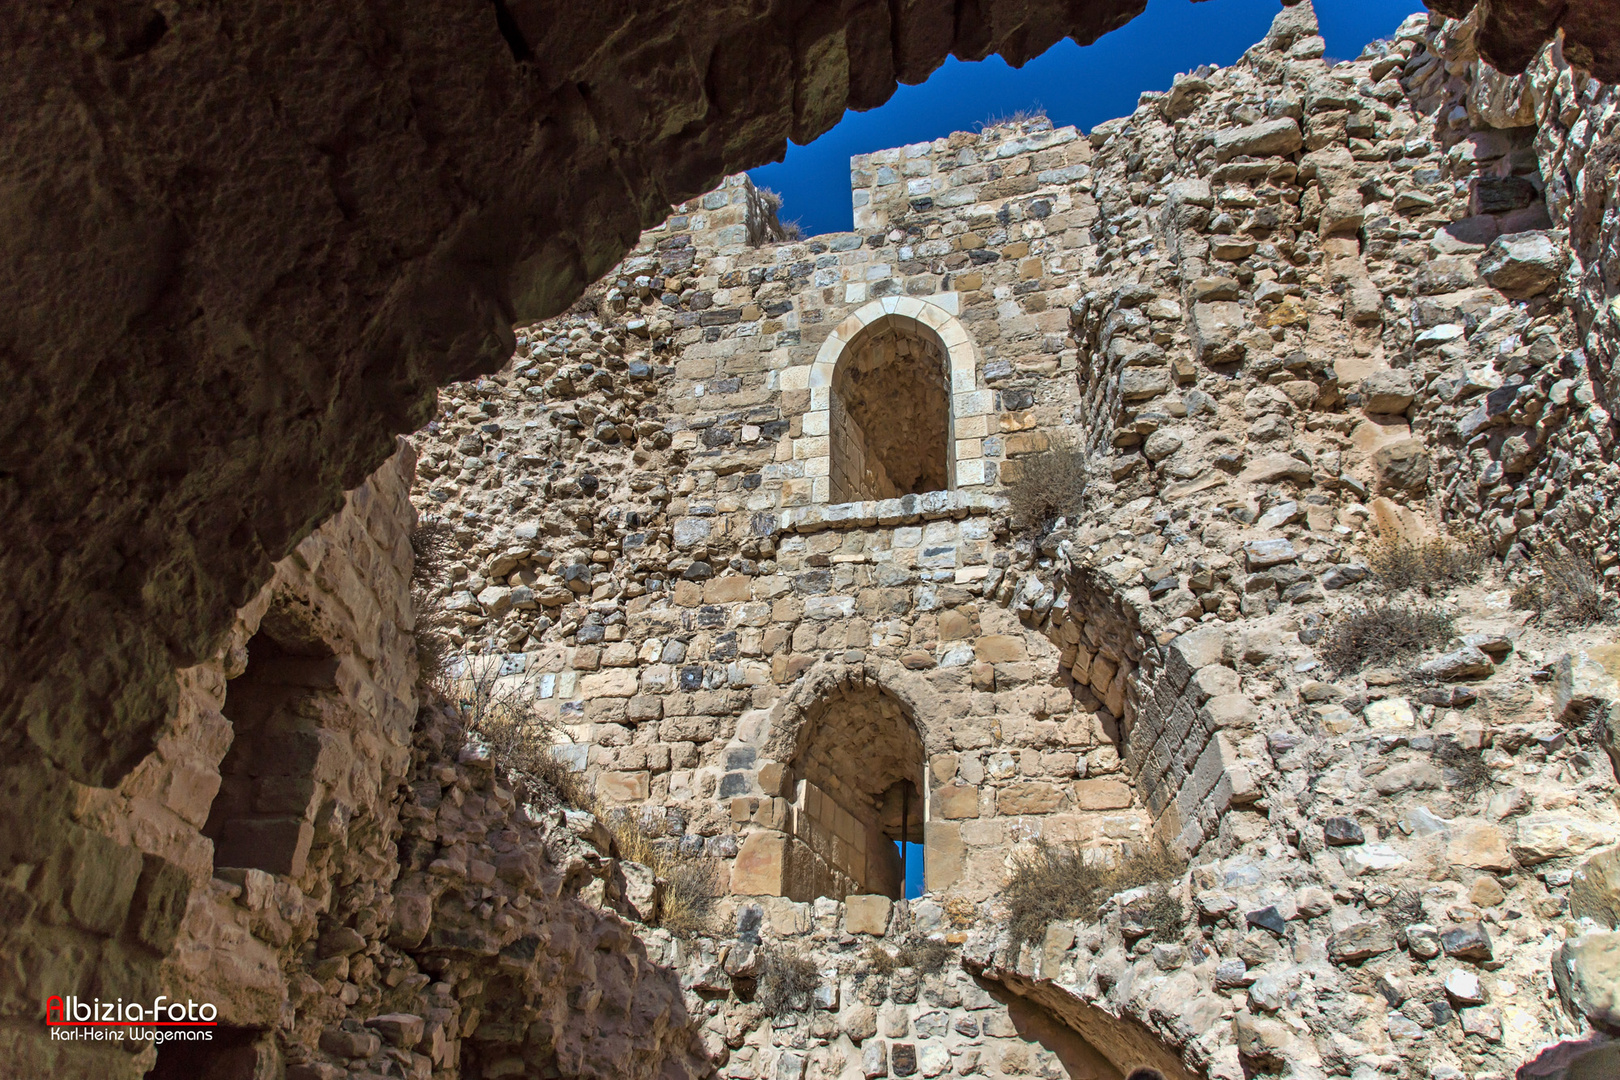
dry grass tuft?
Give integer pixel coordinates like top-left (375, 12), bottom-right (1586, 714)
top-left (756, 945), bottom-right (822, 1016)
top-left (659, 859), bottom-right (723, 938)
top-left (859, 936), bottom-right (955, 977)
top-left (411, 520), bottom-right (460, 690)
top-left (1003, 839), bottom-right (1185, 950)
top-left (1367, 531), bottom-right (1489, 595)
top-left (1514, 542), bottom-right (1611, 626)
top-left (1005, 447), bottom-right (1088, 537)
top-left (1317, 600), bottom-right (1455, 675)
top-left (600, 810), bottom-right (721, 938)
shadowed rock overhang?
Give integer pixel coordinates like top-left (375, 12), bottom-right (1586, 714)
top-left (0, 0), bottom-right (1613, 792)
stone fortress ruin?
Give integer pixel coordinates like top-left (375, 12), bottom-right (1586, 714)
top-left (6, 2), bottom-right (1620, 1080)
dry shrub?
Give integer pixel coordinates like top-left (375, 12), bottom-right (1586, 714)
top-left (411, 520), bottom-right (460, 689)
top-left (660, 860), bottom-right (722, 938)
top-left (448, 657), bottom-right (558, 778)
top-left (1434, 739), bottom-right (1493, 796)
top-left (1367, 531), bottom-right (1488, 595)
top-left (1514, 542), bottom-right (1611, 626)
top-left (1003, 839), bottom-right (1185, 950)
top-left (1317, 600), bottom-right (1455, 675)
top-left (1006, 447), bottom-right (1088, 537)
top-left (602, 810), bottom-right (721, 938)
top-left (756, 945), bottom-right (822, 1016)
top-left (895, 937), bottom-right (954, 975)
top-left (860, 936), bottom-right (954, 977)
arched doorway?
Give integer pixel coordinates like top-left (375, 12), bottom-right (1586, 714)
top-left (781, 682), bottom-right (926, 901)
top-left (829, 314), bottom-right (952, 503)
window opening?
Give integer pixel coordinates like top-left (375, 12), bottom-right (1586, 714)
top-left (829, 316), bottom-right (951, 502)
top-left (783, 684), bottom-right (926, 901)
top-left (204, 603), bottom-right (341, 877)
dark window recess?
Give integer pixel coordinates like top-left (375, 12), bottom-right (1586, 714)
top-left (203, 606), bottom-right (341, 877)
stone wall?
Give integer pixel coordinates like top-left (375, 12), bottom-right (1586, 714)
top-left (411, 3), bottom-right (1620, 1078)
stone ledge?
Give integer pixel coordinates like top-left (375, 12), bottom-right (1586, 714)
top-left (779, 489), bottom-right (1005, 533)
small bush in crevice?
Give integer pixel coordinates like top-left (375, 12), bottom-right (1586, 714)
top-left (1367, 531), bottom-right (1489, 595)
top-left (1317, 600), bottom-right (1456, 675)
top-left (1005, 447), bottom-right (1088, 537)
top-left (1513, 542), bottom-right (1611, 626)
top-left (755, 946), bottom-right (821, 1016)
top-left (859, 936), bottom-right (955, 978)
top-left (448, 657), bottom-right (559, 781)
top-left (1434, 740), bottom-right (1493, 797)
top-left (601, 811), bottom-right (721, 938)
top-left (1002, 839), bottom-right (1185, 950)
top-left (658, 859), bottom-right (722, 938)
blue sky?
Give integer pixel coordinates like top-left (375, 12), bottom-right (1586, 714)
top-left (749, 0), bottom-right (1427, 237)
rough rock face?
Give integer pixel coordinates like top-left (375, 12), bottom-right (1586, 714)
top-left (403, 2), bottom-right (1620, 1077)
top-left (6, 0), bottom-right (1618, 802)
top-left (0, 447), bottom-right (711, 1078)
top-left (0, 0), bottom-right (1163, 799)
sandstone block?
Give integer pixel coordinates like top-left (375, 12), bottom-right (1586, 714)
top-left (1215, 117), bottom-right (1303, 162)
top-left (598, 771), bottom-right (650, 802)
top-left (1074, 779), bottom-right (1132, 810)
top-left (973, 635), bottom-right (1026, 663)
top-left (844, 895), bottom-right (892, 935)
top-left (934, 783), bottom-right (980, 819)
top-left (1447, 821), bottom-right (1515, 873)
top-left (996, 781), bottom-right (1063, 815)
top-left (731, 831), bottom-right (787, 896)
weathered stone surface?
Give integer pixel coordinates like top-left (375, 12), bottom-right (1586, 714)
top-left (1328, 921), bottom-right (1396, 962)
top-left (1555, 932), bottom-right (1620, 1031)
top-left (0, 0), bottom-right (1169, 791)
top-left (1214, 118), bottom-right (1303, 162)
top-left (1479, 230), bottom-right (1568, 297)
top-left (844, 894), bottom-right (893, 935)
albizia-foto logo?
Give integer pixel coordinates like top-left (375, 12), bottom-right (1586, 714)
top-left (46, 995), bottom-right (218, 1043)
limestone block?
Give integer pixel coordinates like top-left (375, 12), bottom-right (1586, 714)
top-left (1214, 117), bottom-right (1304, 162)
top-left (1480, 231), bottom-right (1567, 298)
top-left (1573, 847), bottom-right (1620, 929)
top-left (1365, 698), bottom-right (1415, 729)
top-left (1074, 779), bottom-right (1132, 810)
top-left (1556, 932), bottom-right (1620, 1030)
top-left (1166, 626), bottom-right (1228, 688)
top-left (1447, 821), bottom-right (1515, 873)
top-left (934, 782), bottom-right (980, 819)
top-left (1239, 454), bottom-right (1313, 484)
top-left (844, 895), bottom-right (892, 935)
top-left (1514, 815), bottom-right (1611, 865)
top-left (1192, 301), bottom-right (1247, 365)
top-left (1555, 649), bottom-right (1620, 723)
top-left (731, 831), bottom-right (788, 896)
top-left (581, 668), bottom-right (639, 697)
top-left (996, 782), bottom-right (1063, 815)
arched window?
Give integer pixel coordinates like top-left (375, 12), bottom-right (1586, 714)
top-left (829, 315), bottom-right (951, 503)
top-left (781, 683), bottom-right (926, 901)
